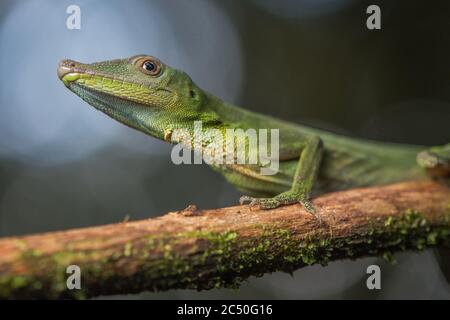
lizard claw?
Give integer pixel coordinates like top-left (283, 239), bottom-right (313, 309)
top-left (239, 195), bottom-right (259, 207)
top-left (239, 195), bottom-right (252, 205)
top-left (300, 199), bottom-right (322, 223)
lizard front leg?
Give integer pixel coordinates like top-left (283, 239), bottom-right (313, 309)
top-left (240, 136), bottom-right (323, 219)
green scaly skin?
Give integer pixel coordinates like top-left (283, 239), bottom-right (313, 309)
top-left (57, 55), bottom-right (450, 219)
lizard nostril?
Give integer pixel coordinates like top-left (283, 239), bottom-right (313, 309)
top-left (189, 90), bottom-right (196, 99)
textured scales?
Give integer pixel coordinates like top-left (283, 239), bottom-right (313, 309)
top-left (57, 55), bottom-right (449, 216)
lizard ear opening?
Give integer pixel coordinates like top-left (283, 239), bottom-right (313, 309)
top-left (188, 85), bottom-right (202, 101)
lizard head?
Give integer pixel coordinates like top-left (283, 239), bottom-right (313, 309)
top-left (58, 55), bottom-right (218, 139)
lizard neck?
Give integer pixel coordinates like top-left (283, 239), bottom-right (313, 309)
top-left (145, 93), bottom-right (229, 144)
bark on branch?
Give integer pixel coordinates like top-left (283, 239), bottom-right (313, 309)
top-left (0, 180), bottom-right (449, 299)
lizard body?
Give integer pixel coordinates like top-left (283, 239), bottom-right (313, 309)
top-left (58, 55), bottom-right (449, 216)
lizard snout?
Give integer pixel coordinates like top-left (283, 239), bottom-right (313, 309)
top-left (57, 59), bottom-right (81, 80)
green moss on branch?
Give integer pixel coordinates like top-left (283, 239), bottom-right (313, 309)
top-left (0, 180), bottom-right (449, 299)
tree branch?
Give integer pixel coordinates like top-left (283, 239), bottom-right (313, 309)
top-left (0, 180), bottom-right (449, 299)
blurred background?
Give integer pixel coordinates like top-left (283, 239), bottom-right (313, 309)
top-left (0, 0), bottom-right (449, 299)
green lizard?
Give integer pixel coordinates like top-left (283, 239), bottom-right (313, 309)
top-left (57, 55), bottom-right (450, 218)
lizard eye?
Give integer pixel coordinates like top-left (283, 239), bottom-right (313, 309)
top-left (143, 61), bottom-right (156, 72)
top-left (138, 58), bottom-right (161, 76)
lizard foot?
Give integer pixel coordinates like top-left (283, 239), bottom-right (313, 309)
top-left (239, 191), bottom-right (321, 222)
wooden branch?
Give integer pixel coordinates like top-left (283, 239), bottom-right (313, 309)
top-left (0, 180), bottom-right (449, 299)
